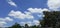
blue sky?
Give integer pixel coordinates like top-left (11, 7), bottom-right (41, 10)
top-left (0, 0), bottom-right (47, 17)
top-left (0, 0), bottom-right (60, 27)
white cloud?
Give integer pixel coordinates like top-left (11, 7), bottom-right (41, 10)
top-left (0, 21), bottom-right (7, 27)
top-left (0, 17), bottom-right (13, 27)
top-left (7, 0), bottom-right (17, 7)
top-left (26, 21), bottom-right (32, 26)
top-left (20, 21), bottom-right (32, 26)
top-left (47, 0), bottom-right (60, 11)
top-left (8, 10), bottom-right (34, 19)
top-left (33, 20), bottom-right (40, 26)
top-left (27, 8), bottom-right (49, 17)
top-left (8, 8), bottom-right (49, 19)
top-left (0, 17), bottom-right (13, 21)
top-left (20, 22), bottom-right (26, 26)
top-left (28, 8), bottom-right (49, 13)
top-left (24, 11), bottom-right (31, 15)
top-left (8, 8), bottom-right (49, 26)
top-left (38, 14), bottom-right (45, 17)
top-left (5, 17), bottom-right (13, 21)
top-left (20, 20), bottom-right (40, 26)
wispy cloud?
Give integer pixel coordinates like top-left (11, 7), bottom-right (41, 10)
top-left (7, 0), bottom-right (17, 7)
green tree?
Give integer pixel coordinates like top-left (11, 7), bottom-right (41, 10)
top-left (24, 24), bottom-right (29, 28)
top-left (40, 11), bottom-right (60, 28)
top-left (8, 23), bottom-right (22, 28)
top-left (31, 25), bottom-right (38, 28)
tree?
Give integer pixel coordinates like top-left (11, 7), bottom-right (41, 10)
top-left (31, 25), bottom-right (38, 28)
top-left (24, 24), bottom-right (29, 28)
top-left (8, 23), bottom-right (22, 28)
top-left (40, 11), bottom-right (60, 28)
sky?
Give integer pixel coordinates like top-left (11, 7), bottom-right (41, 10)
top-left (0, 0), bottom-right (60, 27)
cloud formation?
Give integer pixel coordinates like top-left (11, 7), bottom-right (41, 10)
top-left (0, 17), bottom-right (13, 21)
top-left (20, 20), bottom-right (40, 26)
top-left (7, 0), bottom-right (17, 7)
top-left (0, 17), bottom-right (13, 27)
top-left (8, 8), bottom-right (49, 19)
top-left (27, 8), bottom-right (49, 17)
top-left (8, 8), bottom-right (49, 26)
top-left (28, 8), bottom-right (49, 13)
top-left (33, 20), bottom-right (40, 26)
top-left (0, 21), bottom-right (7, 27)
top-left (8, 10), bottom-right (34, 19)
top-left (47, 0), bottom-right (60, 11)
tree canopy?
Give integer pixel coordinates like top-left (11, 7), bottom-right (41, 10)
top-left (40, 11), bottom-right (60, 28)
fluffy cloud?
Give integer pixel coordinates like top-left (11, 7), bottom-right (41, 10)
top-left (38, 14), bottom-right (45, 17)
top-left (8, 8), bottom-right (49, 19)
top-left (47, 0), bottom-right (60, 11)
top-left (20, 20), bottom-right (40, 26)
top-left (20, 22), bottom-right (26, 26)
top-left (33, 20), bottom-right (40, 26)
top-left (8, 8), bottom-right (49, 26)
top-left (20, 21), bottom-right (32, 26)
top-left (27, 8), bottom-right (49, 17)
top-left (7, 0), bottom-right (17, 7)
top-left (0, 21), bottom-right (7, 27)
top-left (0, 17), bottom-right (13, 27)
top-left (0, 17), bottom-right (13, 21)
top-left (28, 8), bottom-right (49, 13)
top-left (8, 10), bottom-right (34, 19)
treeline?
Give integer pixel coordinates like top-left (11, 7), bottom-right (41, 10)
top-left (8, 23), bottom-right (40, 28)
top-left (6, 11), bottom-right (60, 28)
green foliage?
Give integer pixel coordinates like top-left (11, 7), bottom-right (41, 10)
top-left (8, 23), bottom-right (22, 28)
top-left (24, 24), bottom-right (29, 28)
top-left (31, 25), bottom-right (38, 28)
top-left (40, 11), bottom-right (60, 28)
